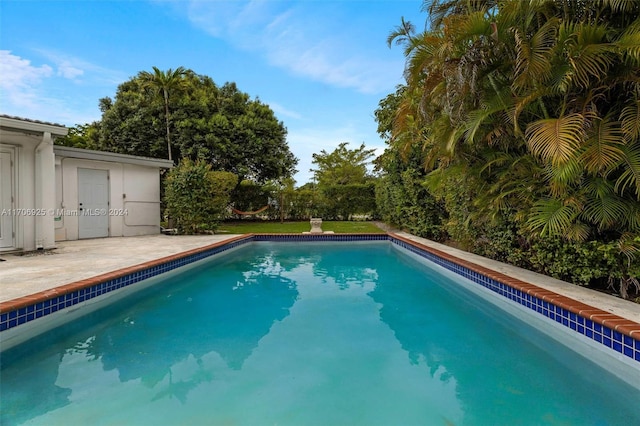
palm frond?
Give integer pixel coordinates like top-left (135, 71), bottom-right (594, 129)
top-left (561, 22), bottom-right (613, 89)
top-left (617, 232), bottom-right (640, 267)
top-left (512, 86), bottom-right (549, 134)
top-left (459, 10), bottom-right (491, 38)
top-left (614, 141), bottom-right (640, 199)
top-left (581, 114), bottom-right (625, 174)
top-left (623, 205), bottom-right (640, 232)
top-left (463, 103), bottom-right (504, 145)
top-left (581, 178), bottom-right (630, 230)
top-left (601, 0), bottom-right (640, 13)
top-left (565, 222), bottom-right (591, 241)
top-left (526, 113), bottom-right (585, 166)
top-left (543, 158), bottom-right (583, 196)
top-left (387, 17), bottom-right (416, 48)
top-left (614, 32), bottom-right (640, 66)
top-left (527, 198), bottom-right (580, 237)
top-left (423, 163), bottom-right (468, 195)
top-left (478, 151), bottom-right (514, 174)
top-left (513, 19), bottom-right (557, 90)
top-left (620, 100), bottom-right (640, 142)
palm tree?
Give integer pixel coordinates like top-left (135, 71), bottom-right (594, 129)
top-left (139, 67), bottom-right (187, 162)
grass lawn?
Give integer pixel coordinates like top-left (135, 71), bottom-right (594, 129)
top-left (216, 220), bottom-right (386, 234)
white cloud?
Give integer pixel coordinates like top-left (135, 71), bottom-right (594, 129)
top-left (185, 0), bottom-right (244, 37)
top-left (177, 1), bottom-right (402, 94)
top-left (57, 61), bottom-right (84, 79)
top-left (34, 49), bottom-right (125, 85)
top-left (268, 101), bottom-right (302, 120)
top-left (0, 50), bottom-right (117, 125)
top-left (0, 50), bottom-right (53, 109)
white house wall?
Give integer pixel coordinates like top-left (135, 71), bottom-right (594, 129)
top-left (35, 132), bottom-right (56, 249)
top-left (121, 163), bottom-right (162, 236)
top-left (15, 140), bottom-right (36, 251)
top-left (56, 158), bottom-right (161, 241)
top-left (54, 158), bottom-right (63, 238)
top-left (0, 130), bottom-right (56, 251)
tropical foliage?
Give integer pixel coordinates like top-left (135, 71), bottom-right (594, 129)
top-left (375, 88), bottom-right (447, 240)
top-left (378, 0), bottom-right (640, 298)
top-left (55, 123), bottom-right (101, 150)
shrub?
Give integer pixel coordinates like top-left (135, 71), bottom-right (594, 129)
top-left (375, 169), bottom-right (446, 240)
top-left (319, 183), bottom-right (377, 220)
top-left (164, 159), bottom-right (237, 233)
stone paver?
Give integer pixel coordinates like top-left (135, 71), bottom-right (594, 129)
top-left (0, 234), bottom-right (240, 302)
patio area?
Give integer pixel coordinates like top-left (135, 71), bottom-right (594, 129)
top-left (0, 234), bottom-right (240, 303)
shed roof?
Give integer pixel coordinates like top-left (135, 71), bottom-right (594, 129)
top-left (0, 114), bottom-right (68, 137)
top-left (54, 145), bottom-right (174, 169)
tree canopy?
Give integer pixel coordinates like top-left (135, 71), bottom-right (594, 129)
top-left (79, 69), bottom-right (298, 183)
top-left (311, 142), bottom-right (377, 219)
top-left (311, 142), bottom-right (376, 186)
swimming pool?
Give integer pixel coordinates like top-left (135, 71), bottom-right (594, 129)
top-left (1, 238), bottom-right (639, 425)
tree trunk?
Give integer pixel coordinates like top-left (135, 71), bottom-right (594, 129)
top-left (164, 90), bottom-right (172, 162)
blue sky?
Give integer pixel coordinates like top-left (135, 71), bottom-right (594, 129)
top-left (0, 0), bottom-right (426, 184)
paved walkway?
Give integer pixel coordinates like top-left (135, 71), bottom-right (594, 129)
top-left (0, 234), bottom-right (240, 303)
top-left (1, 231), bottom-right (639, 322)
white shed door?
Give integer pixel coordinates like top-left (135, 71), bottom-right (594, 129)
top-left (0, 150), bottom-right (14, 248)
top-left (78, 168), bottom-right (109, 239)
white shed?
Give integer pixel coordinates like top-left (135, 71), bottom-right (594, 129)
top-left (0, 115), bottom-right (173, 252)
top-left (53, 145), bottom-right (173, 242)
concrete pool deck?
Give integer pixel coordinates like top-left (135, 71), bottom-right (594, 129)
top-left (0, 234), bottom-right (242, 303)
top-left (1, 232), bottom-right (639, 323)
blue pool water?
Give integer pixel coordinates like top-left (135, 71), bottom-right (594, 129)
top-left (1, 242), bottom-right (639, 425)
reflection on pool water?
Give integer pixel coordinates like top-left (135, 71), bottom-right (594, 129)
top-left (1, 242), bottom-right (639, 425)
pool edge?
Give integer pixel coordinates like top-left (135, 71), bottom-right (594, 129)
top-left (1, 231), bottom-right (639, 365)
top-left (389, 233), bottom-right (640, 364)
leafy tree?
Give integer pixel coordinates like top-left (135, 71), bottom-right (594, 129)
top-left (375, 148), bottom-right (447, 240)
top-left (311, 142), bottom-right (377, 219)
top-left (164, 159), bottom-right (238, 234)
top-left (231, 179), bottom-right (272, 218)
top-left (55, 122), bottom-right (101, 149)
top-left (98, 70), bottom-right (298, 183)
top-left (286, 184), bottom-right (316, 220)
top-left (311, 142), bottom-right (376, 186)
top-left (321, 183), bottom-right (377, 220)
top-left (288, 182), bottom-right (319, 220)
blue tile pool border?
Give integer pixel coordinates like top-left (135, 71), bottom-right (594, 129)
top-left (1, 232), bottom-right (639, 364)
top-left (0, 234), bottom-right (386, 334)
top-left (0, 234), bottom-right (253, 333)
top-left (388, 233), bottom-right (640, 364)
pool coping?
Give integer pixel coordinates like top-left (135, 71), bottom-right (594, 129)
top-left (1, 232), bottom-right (639, 364)
top-left (390, 234), bottom-right (640, 338)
